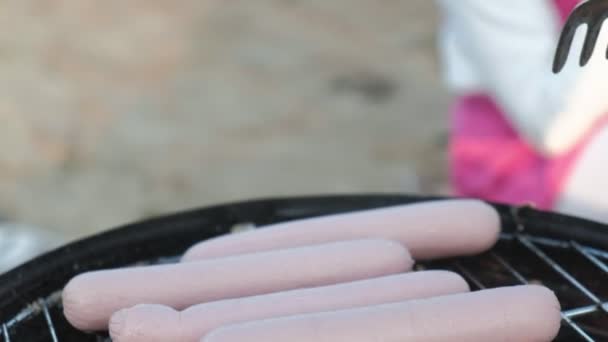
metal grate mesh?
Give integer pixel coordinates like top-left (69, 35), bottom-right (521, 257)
top-left (419, 233), bottom-right (608, 342)
top-left (2, 233), bottom-right (608, 341)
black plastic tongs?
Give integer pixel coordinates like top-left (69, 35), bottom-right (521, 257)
top-left (553, 0), bottom-right (608, 73)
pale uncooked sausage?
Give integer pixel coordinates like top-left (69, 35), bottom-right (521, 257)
top-left (63, 239), bottom-right (412, 331)
top-left (109, 271), bottom-right (469, 342)
top-left (202, 286), bottom-right (561, 342)
top-left (182, 199), bottom-right (500, 261)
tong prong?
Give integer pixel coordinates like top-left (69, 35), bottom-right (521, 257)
top-left (553, 14), bottom-right (579, 73)
top-left (581, 17), bottom-right (605, 66)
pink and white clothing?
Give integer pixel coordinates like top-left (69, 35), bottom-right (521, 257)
top-left (436, 0), bottom-right (608, 215)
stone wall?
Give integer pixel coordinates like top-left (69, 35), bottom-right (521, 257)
top-left (0, 0), bottom-right (449, 238)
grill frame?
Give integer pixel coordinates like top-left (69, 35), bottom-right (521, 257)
top-left (1, 194), bottom-right (608, 341)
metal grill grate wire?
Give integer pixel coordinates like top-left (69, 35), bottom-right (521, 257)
top-left (2, 234), bottom-right (608, 341)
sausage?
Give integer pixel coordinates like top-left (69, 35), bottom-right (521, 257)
top-left (63, 239), bottom-right (412, 331)
top-left (182, 199), bottom-right (500, 261)
top-left (109, 271), bottom-right (469, 342)
top-left (202, 285), bottom-right (561, 342)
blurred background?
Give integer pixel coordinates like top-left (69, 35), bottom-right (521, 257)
top-left (0, 0), bottom-right (448, 241)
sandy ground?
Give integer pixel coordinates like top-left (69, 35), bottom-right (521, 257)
top-left (0, 0), bottom-right (449, 240)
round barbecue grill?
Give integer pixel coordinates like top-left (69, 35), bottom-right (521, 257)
top-left (1, 194), bottom-right (608, 341)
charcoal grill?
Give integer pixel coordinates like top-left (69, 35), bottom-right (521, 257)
top-left (1, 194), bottom-right (608, 341)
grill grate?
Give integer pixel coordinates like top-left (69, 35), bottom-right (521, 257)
top-left (2, 233), bottom-right (608, 341)
top-left (40, 300), bottom-right (58, 342)
top-left (423, 233), bottom-right (608, 342)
